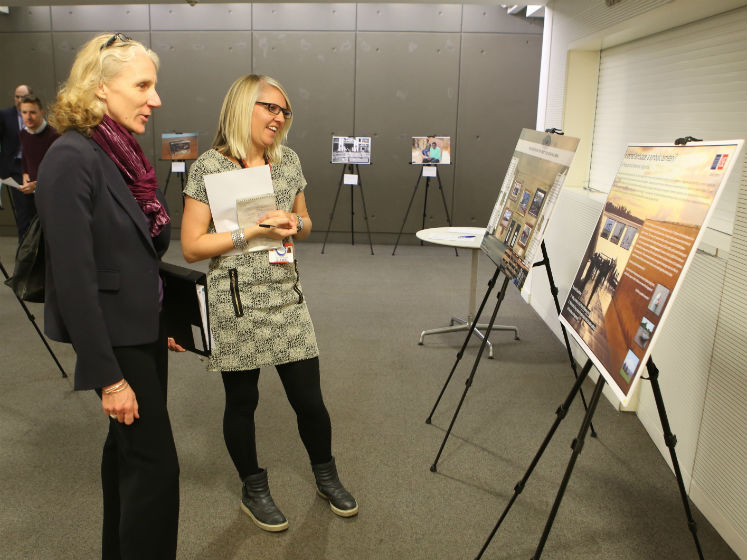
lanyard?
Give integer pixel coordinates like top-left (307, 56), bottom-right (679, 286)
top-left (239, 154), bottom-right (272, 178)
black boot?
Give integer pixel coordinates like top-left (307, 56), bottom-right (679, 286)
top-left (241, 469), bottom-right (288, 532)
top-left (311, 457), bottom-right (358, 517)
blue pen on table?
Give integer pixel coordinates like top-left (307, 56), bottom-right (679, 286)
top-left (458, 234), bottom-right (476, 238)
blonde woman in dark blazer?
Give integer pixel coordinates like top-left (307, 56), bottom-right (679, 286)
top-left (36, 33), bottom-right (178, 560)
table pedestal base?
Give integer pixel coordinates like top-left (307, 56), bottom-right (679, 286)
top-left (418, 317), bottom-right (520, 359)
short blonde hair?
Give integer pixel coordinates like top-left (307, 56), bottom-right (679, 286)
top-left (212, 74), bottom-right (293, 164)
top-left (50, 33), bottom-right (159, 135)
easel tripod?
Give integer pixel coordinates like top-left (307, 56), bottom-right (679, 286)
top-left (162, 161), bottom-right (187, 197)
top-left (321, 163), bottom-right (374, 255)
top-left (392, 166), bottom-right (455, 256)
top-left (0, 258), bottom-right (67, 378)
top-left (426, 241), bottom-right (595, 471)
top-left (474, 357), bottom-right (705, 559)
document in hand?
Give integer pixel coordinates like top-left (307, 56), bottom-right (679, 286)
top-left (160, 262), bottom-right (211, 356)
top-left (1, 176), bottom-right (21, 189)
top-left (203, 165), bottom-right (282, 255)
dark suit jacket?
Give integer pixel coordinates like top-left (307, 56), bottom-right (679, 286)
top-left (0, 105), bottom-right (22, 180)
top-left (36, 130), bottom-right (170, 391)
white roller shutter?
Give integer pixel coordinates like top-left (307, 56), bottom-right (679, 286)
top-left (589, 8), bottom-right (746, 244)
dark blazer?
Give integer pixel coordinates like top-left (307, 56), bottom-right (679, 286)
top-left (0, 105), bottom-right (22, 180)
top-left (36, 130), bottom-right (170, 391)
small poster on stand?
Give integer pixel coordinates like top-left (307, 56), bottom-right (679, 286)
top-left (411, 136), bottom-right (451, 165)
top-left (332, 136), bottom-right (372, 164)
top-left (160, 132), bottom-right (198, 160)
top-left (559, 140), bottom-right (743, 405)
top-left (482, 129), bottom-right (579, 289)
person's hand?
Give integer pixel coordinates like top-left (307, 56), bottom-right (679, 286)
top-left (20, 179), bottom-right (37, 194)
top-left (102, 382), bottom-right (139, 425)
top-left (167, 337), bottom-right (186, 352)
top-left (259, 209), bottom-right (296, 228)
top-left (255, 210), bottom-right (297, 239)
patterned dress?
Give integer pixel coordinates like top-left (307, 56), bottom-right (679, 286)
top-left (183, 147), bottom-right (319, 372)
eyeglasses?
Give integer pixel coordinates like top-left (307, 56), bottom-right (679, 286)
top-left (100, 32), bottom-right (132, 51)
top-left (255, 101), bottom-right (292, 119)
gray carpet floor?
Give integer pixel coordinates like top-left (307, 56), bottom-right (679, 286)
top-left (0, 234), bottom-right (739, 560)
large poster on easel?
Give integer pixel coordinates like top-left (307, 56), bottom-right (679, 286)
top-left (481, 129), bottom-right (579, 288)
top-left (559, 140), bottom-right (743, 405)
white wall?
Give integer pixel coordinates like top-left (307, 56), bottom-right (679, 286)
top-left (532, 0), bottom-right (747, 557)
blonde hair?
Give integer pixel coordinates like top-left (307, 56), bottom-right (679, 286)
top-left (212, 74), bottom-right (293, 164)
top-left (50, 33), bottom-right (160, 135)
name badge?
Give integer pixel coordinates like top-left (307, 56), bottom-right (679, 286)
top-left (269, 243), bottom-right (294, 264)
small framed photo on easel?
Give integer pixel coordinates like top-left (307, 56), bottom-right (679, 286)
top-left (331, 136), bottom-right (372, 164)
top-left (160, 133), bottom-right (198, 161)
top-left (411, 136), bottom-right (451, 165)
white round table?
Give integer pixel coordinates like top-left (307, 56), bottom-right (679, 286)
top-left (416, 227), bottom-right (520, 358)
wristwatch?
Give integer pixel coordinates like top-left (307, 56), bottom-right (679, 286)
top-left (296, 214), bottom-right (304, 233)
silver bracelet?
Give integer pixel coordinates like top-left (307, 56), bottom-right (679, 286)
top-left (231, 228), bottom-right (248, 251)
top-left (296, 214), bottom-right (304, 233)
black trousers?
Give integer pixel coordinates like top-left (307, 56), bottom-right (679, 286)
top-left (221, 357), bottom-right (332, 480)
top-left (100, 322), bottom-right (179, 560)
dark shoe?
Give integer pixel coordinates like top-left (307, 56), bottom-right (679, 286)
top-left (241, 469), bottom-right (288, 532)
top-left (311, 457), bottom-right (358, 517)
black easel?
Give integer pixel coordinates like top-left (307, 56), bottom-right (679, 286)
top-left (392, 165), bottom-right (455, 256)
top-left (476, 133), bottom-right (707, 559)
top-left (321, 163), bottom-right (374, 255)
top-left (426, 241), bottom-right (595, 467)
top-left (476, 357), bottom-right (705, 559)
top-left (428, 269), bottom-right (512, 471)
top-left (0, 258), bottom-right (67, 378)
top-left (163, 161), bottom-right (187, 197)
top-left (532, 241), bottom-right (596, 437)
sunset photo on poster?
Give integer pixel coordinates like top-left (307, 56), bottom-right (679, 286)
top-left (559, 140), bottom-right (743, 405)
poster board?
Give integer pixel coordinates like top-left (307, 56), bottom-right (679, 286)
top-left (160, 132), bottom-right (198, 160)
top-left (331, 136), bottom-right (371, 164)
top-left (411, 136), bottom-right (451, 165)
top-left (559, 140), bottom-right (744, 405)
top-left (481, 129), bottom-right (579, 289)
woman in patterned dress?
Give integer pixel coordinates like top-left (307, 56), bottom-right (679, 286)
top-left (180, 74), bottom-right (357, 532)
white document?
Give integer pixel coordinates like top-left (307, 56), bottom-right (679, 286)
top-left (1, 176), bottom-right (21, 189)
top-left (343, 173), bottom-right (358, 185)
top-left (171, 161), bottom-right (186, 173)
top-left (195, 284), bottom-right (210, 351)
top-left (203, 165), bottom-right (281, 256)
top-left (422, 166), bottom-right (437, 177)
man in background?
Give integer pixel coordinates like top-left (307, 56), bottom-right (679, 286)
top-left (0, 84), bottom-right (33, 239)
top-left (18, 94), bottom-right (60, 230)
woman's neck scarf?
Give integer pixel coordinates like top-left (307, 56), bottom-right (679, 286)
top-left (91, 114), bottom-right (170, 236)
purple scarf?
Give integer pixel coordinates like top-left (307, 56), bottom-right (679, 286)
top-left (91, 114), bottom-right (170, 236)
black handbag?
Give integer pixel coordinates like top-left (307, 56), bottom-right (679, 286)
top-left (4, 214), bottom-right (45, 302)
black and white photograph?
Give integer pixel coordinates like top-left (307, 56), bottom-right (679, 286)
top-left (527, 188), bottom-right (546, 217)
top-left (331, 136), bottom-right (372, 164)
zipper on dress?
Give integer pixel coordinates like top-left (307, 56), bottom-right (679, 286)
top-left (228, 268), bottom-right (244, 317)
top-left (292, 260), bottom-right (304, 304)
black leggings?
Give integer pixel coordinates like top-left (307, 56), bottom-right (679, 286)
top-left (221, 357), bottom-right (332, 480)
